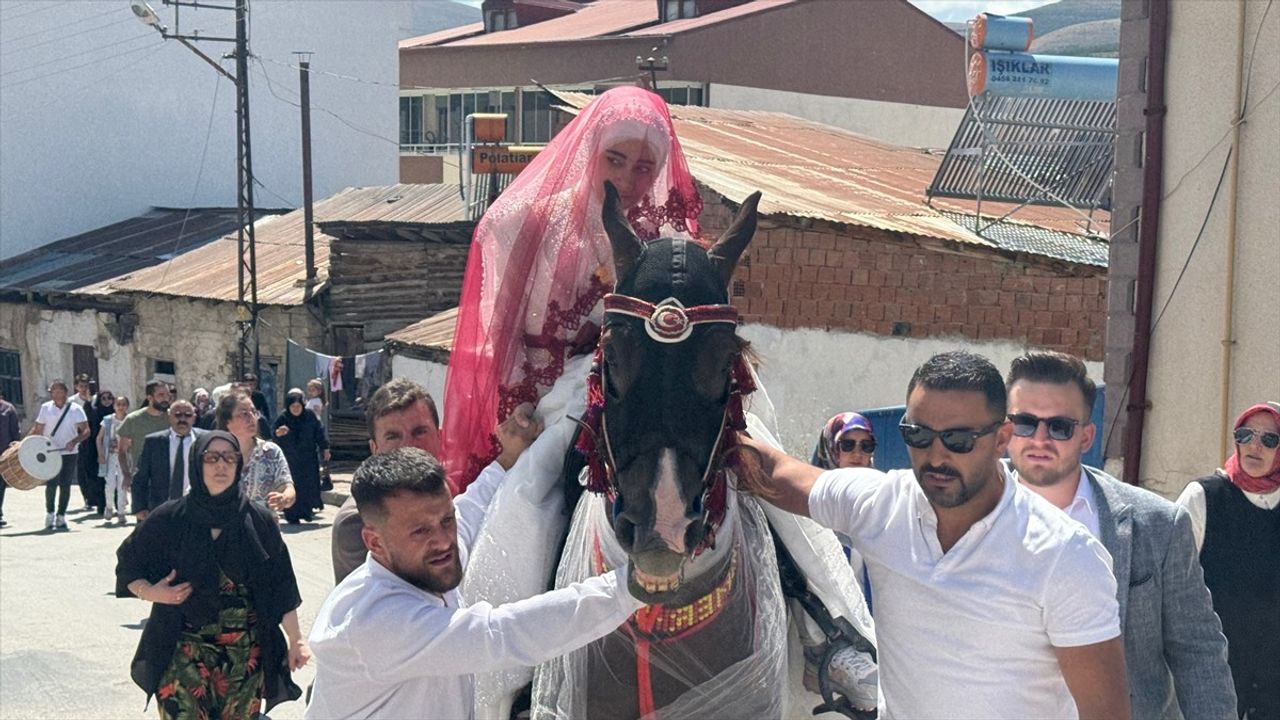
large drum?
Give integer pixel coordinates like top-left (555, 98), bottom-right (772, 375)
top-left (0, 436), bottom-right (62, 490)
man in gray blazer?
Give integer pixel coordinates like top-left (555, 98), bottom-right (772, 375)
top-left (1005, 352), bottom-right (1235, 720)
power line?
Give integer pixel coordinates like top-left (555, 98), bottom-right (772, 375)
top-left (251, 57), bottom-right (401, 148)
top-left (0, 3), bottom-right (63, 22)
top-left (145, 67), bottom-right (227, 299)
top-left (1, 14), bottom-right (137, 57)
top-left (0, 32), bottom-right (154, 79)
top-left (0, 38), bottom-right (162, 90)
top-left (8, 41), bottom-right (166, 118)
top-left (0, 5), bottom-right (124, 45)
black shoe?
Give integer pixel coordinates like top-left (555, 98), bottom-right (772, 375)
top-left (0, 517), bottom-right (7, 528)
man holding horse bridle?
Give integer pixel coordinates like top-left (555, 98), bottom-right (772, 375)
top-left (745, 350), bottom-right (1130, 719)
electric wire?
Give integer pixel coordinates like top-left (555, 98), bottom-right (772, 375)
top-left (0, 14), bottom-right (136, 57)
top-left (0, 4), bottom-right (123, 44)
top-left (145, 65), bottom-right (225, 298)
top-left (251, 57), bottom-right (401, 148)
top-left (8, 40), bottom-right (166, 118)
top-left (1100, 0), bottom-right (1274, 459)
top-left (0, 2), bottom-right (63, 22)
top-left (0, 38), bottom-right (162, 90)
top-left (0, 32), bottom-right (156, 81)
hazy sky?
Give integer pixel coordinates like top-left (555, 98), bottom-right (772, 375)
top-left (907, 1), bottom-right (1052, 22)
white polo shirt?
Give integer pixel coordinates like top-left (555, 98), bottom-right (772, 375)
top-left (809, 465), bottom-right (1120, 719)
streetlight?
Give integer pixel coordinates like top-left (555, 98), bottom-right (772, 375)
top-left (128, 0), bottom-right (260, 379)
top-left (636, 54), bottom-right (669, 90)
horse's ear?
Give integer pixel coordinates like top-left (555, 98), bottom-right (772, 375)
top-left (602, 181), bottom-right (642, 284)
top-left (708, 191), bottom-right (762, 287)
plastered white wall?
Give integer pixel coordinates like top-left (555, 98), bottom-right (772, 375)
top-left (386, 327), bottom-right (1102, 459)
top-left (1138, 1), bottom-right (1280, 498)
top-left (709, 83), bottom-right (966, 149)
top-left (741, 325), bottom-right (1104, 456)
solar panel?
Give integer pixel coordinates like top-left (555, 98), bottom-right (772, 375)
top-left (927, 94), bottom-right (1116, 214)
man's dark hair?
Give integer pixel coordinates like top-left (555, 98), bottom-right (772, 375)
top-left (144, 380), bottom-right (167, 399)
top-left (366, 378), bottom-right (439, 438)
top-left (1007, 351), bottom-right (1097, 417)
top-left (352, 447), bottom-right (448, 526)
top-left (907, 350), bottom-right (1007, 419)
top-left (48, 379), bottom-right (68, 392)
top-left (214, 389), bottom-right (251, 430)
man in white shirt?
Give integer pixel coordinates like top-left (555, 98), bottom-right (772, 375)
top-left (306, 448), bottom-right (644, 720)
top-left (744, 350), bottom-right (1129, 719)
top-left (1005, 351), bottom-right (1235, 719)
top-left (31, 379), bottom-right (90, 530)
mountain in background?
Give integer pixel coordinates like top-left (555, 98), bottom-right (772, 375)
top-left (942, 0), bottom-right (1120, 58)
top-left (404, 1), bottom-right (480, 40)
top-left (1019, 0), bottom-right (1120, 57)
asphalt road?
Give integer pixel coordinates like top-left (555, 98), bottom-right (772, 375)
top-left (0, 485), bottom-right (337, 719)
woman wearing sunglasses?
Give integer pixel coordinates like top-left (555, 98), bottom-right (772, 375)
top-left (1176, 401), bottom-right (1280, 720)
top-left (115, 431), bottom-right (309, 719)
top-left (811, 412), bottom-right (877, 470)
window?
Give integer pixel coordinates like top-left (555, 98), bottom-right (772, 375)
top-left (150, 359), bottom-right (176, 386)
top-left (0, 349), bottom-right (22, 408)
top-left (661, 0), bottom-right (697, 22)
top-left (399, 96), bottom-right (424, 146)
top-left (485, 9), bottom-right (517, 32)
top-left (657, 85), bottom-right (707, 107)
top-left (521, 89), bottom-right (552, 144)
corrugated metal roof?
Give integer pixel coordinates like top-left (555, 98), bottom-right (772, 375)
top-left (625, 0), bottom-right (796, 36)
top-left (552, 91), bottom-right (1108, 251)
top-left (938, 212), bottom-right (1108, 267)
top-left (385, 307), bottom-right (458, 353)
top-left (436, 0), bottom-right (657, 46)
top-left (399, 22), bottom-right (485, 49)
top-left (79, 184), bottom-right (471, 306)
top-left (0, 208), bottom-right (272, 294)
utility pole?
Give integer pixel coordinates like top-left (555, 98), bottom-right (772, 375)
top-left (296, 52), bottom-right (316, 287)
top-left (130, 0), bottom-right (259, 379)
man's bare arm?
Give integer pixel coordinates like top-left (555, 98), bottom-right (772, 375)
top-left (739, 435), bottom-right (823, 517)
top-left (1053, 637), bottom-right (1131, 720)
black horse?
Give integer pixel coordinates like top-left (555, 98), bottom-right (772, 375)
top-left (532, 182), bottom-right (796, 719)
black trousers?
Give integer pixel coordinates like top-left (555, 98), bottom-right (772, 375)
top-left (45, 454), bottom-right (77, 515)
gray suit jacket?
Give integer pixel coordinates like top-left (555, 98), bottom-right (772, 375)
top-left (1084, 466), bottom-right (1236, 720)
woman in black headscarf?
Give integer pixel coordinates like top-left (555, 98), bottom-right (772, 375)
top-left (273, 389), bottom-right (329, 524)
top-left (115, 431), bottom-right (308, 719)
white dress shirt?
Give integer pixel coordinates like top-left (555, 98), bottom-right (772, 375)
top-left (167, 429), bottom-right (194, 495)
top-left (1063, 467), bottom-right (1102, 538)
top-left (305, 462), bottom-right (643, 720)
top-left (809, 464), bottom-right (1120, 719)
top-left (1176, 477), bottom-right (1280, 551)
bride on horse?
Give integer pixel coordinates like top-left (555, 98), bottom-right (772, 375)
top-left (442, 86), bottom-right (876, 719)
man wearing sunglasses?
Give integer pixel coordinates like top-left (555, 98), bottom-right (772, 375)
top-left (744, 350), bottom-right (1129, 719)
top-left (1005, 352), bottom-right (1235, 720)
top-left (131, 399), bottom-right (204, 522)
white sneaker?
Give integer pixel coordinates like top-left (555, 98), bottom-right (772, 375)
top-left (825, 646), bottom-right (878, 711)
top-left (54, 515), bottom-right (68, 530)
top-left (45, 513), bottom-right (55, 529)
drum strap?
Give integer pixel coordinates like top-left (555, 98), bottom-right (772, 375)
top-left (49, 403), bottom-right (72, 439)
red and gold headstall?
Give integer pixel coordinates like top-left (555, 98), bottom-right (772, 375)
top-left (601, 294), bottom-right (741, 343)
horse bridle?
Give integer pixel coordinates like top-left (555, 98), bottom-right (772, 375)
top-left (597, 293), bottom-right (742, 553)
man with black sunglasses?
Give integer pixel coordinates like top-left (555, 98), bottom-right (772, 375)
top-left (130, 399), bottom-right (204, 521)
top-left (1006, 351), bottom-right (1235, 720)
top-left (744, 350), bottom-right (1129, 719)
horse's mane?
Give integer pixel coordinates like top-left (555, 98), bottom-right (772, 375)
top-left (727, 334), bottom-right (775, 501)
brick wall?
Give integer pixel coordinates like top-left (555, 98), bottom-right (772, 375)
top-left (698, 191), bottom-right (1108, 361)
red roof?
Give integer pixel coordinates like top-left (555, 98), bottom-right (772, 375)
top-left (430, 0), bottom-right (657, 47)
top-left (399, 22), bottom-right (485, 50)
top-left (551, 91), bottom-right (1109, 249)
top-left (626, 0), bottom-right (797, 36)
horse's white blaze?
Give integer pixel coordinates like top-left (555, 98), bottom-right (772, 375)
top-left (653, 447), bottom-right (690, 555)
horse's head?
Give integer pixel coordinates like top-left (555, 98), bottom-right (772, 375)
top-left (598, 181), bottom-right (760, 601)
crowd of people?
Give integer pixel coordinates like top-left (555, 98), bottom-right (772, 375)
top-left (0, 86), bottom-right (1275, 720)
